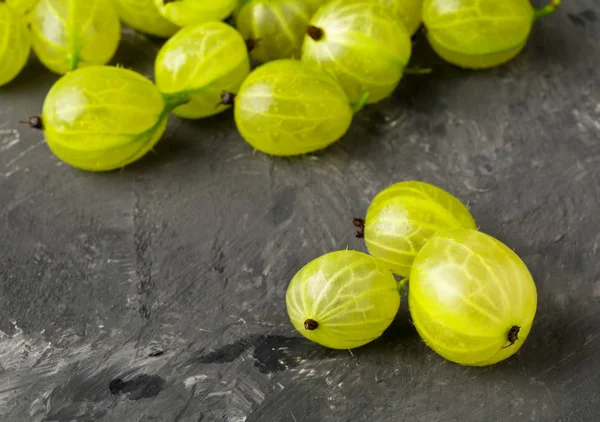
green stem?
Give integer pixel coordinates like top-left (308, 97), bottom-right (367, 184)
top-left (397, 277), bottom-right (409, 294)
top-left (534, 0), bottom-right (561, 19)
top-left (69, 52), bottom-right (81, 72)
top-left (67, 0), bottom-right (80, 71)
top-left (351, 92), bottom-right (369, 114)
top-left (162, 92), bottom-right (190, 114)
top-left (404, 67), bottom-right (433, 75)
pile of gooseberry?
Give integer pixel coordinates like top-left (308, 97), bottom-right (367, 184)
top-left (287, 181), bottom-right (538, 366)
top-left (1, 0), bottom-right (557, 364)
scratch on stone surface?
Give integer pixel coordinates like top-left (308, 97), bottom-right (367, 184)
top-left (173, 383), bottom-right (196, 422)
top-left (132, 186), bottom-right (154, 319)
top-left (584, 332), bottom-right (599, 346)
top-left (2, 140), bottom-right (45, 175)
top-left (573, 109), bottom-right (600, 143)
top-left (0, 128), bottom-right (20, 152)
top-left (563, 400), bottom-right (596, 420)
top-left (207, 390), bottom-right (233, 398)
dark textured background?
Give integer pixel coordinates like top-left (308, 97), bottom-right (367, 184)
top-left (1, 1), bottom-right (599, 421)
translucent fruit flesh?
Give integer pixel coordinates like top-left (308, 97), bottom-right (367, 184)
top-left (42, 66), bottom-right (168, 171)
top-left (234, 59), bottom-right (353, 156)
top-left (286, 250), bottom-right (400, 349)
top-left (155, 22), bottom-right (251, 119)
top-left (408, 229), bottom-right (538, 366)
top-left (422, 0), bottom-right (535, 69)
top-left (364, 181), bottom-right (476, 277)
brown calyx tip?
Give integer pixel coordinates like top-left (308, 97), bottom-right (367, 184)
top-left (307, 25), bottom-right (324, 41)
top-left (218, 91), bottom-right (236, 107)
top-left (245, 38), bottom-right (260, 52)
top-left (163, 0), bottom-right (178, 4)
top-left (304, 319), bottom-right (318, 331)
top-left (21, 116), bottom-right (43, 130)
top-left (503, 326), bottom-right (521, 349)
top-left (352, 218), bottom-right (365, 238)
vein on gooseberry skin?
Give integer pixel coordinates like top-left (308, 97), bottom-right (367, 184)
top-left (317, 286), bottom-right (394, 322)
top-left (424, 266), bottom-right (504, 325)
top-left (440, 235), bottom-right (513, 312)
top-left (309, 262), bottom-right (375, 316)
top-left (302, 255), bottom-right (381, 319)
top-left (305, 257), bottom-right (369, 319)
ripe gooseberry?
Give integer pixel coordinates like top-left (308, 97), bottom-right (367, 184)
top-left (155, 22), bottom-right (250, 119)
top-left (355, 181), bottom-right (476, 277)
top-left (29, 0), bottom-right (121, 75)
top-left (153, 0), bottom-right (237, 28)
top-left (228, 59), bottom-right (355, 156)
top-left (113, 0), bottom-right (179, 38)
top-left (0, 1), bottom-right (31, 87)
top-left (286, 250), bottom-right (401, 349)
top-left (301, 0), bottom-right (412, 105)
top-left (235, 0), bottom-right (320, 63)
top-left (408, 229), bottom-right (538, 366)
top-left (422, 0), bottom-right (562, 69)
top-left (28, 66), bottom-right (177, 171)
top-left (374, 0), bottom-right (423, 35)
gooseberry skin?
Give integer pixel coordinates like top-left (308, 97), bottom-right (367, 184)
top-left (234, 59), bottom-right (353, 156)
top-left (374, 0), bottom-right (423, 35)
top-left (363, 181), bottom-right (476, 277)
top-left (29, 0), bottom-right (121, 75)
top-left (235, 0), bottom-right (319, 63)
top-left (113, 0), bottom-right (179, 38)
top-left (41, 66), bottom-right (168, 171)
top-left (155, 22), bottom-right (251, 120)
top-left (286, 250), bottom-right (401, 350)
top-left (301, 0), bottom-right (412, 105)
top-left (408, 229), bottom-right (538, 366)
top-left (0, 2), bottom-right (31, 87)
top-left (153, 0), bottom-right (237, 28)
top-left (5, 0), bottom-right (39, 17)
top-left (422, 0), bottom-right (536, 69)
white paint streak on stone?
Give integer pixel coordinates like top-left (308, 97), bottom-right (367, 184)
top-left (183, 374), bottom-right (208, 390)
top-left (2, 140), bottom-right (45, 176)
top-left (0, 128), bottom-right (20, 152)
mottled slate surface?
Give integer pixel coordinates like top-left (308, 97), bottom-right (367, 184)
top-left (1, 2), bottom-right (599, 421)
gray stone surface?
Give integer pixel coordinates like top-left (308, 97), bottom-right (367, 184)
top-left (1, 2), bottom-right (599, 421)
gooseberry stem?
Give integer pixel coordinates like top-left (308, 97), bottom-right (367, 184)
top-left (351, 92), bottom-right (369, 114)
top-left (397, 278), bottom-right (408, 294)
top-left (162, 92), bottom-right (190, 114)
top-left (534, 0), bottom-right (561, 19)
top-left (69, 52), bottom-right (81, 72)
top-left (404, 67), bottom-right (433, 75)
